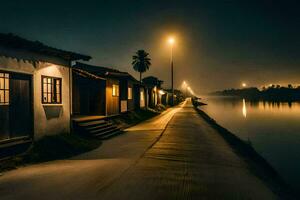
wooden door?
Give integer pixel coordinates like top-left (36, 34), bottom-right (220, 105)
top-left (9, 73), bottom-right (32, 138)
top-left (72, 73), bottom-right (106, 116)
top-left (89, 79), bottom-right (105, 115)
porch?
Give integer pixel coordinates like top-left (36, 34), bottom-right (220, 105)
top-left (71, 115), bottom-right (121, 139)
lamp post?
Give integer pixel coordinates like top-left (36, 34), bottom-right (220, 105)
top-left (168, 37), bottom-right (175, 105)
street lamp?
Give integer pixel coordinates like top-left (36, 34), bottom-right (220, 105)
top-left (182, 81), bottom-right (188, 97)
top-left (168, 37), bottom-right (175, 105)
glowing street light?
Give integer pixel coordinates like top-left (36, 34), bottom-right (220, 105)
top-left (168, 36), bottom-right (175, 105)
top-left (168, 37), bottom-right (175, 45)
top-left (182, 81), bottom-right (188, 98)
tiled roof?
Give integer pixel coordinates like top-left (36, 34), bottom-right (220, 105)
top-left (74, 62), bottom-right (139, 82)
top-left (0, 33), bottom-right (91, 61)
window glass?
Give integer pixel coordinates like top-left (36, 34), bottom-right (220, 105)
top-left (42, 76), bottom-right (62, 104)
top-left (128, 87), bottom-right (132, 99)
top-left (112, 84), bottom-right (119, 97)
top-left (0, 90), bottom-right (4, 102)
top-left (140, 91), bottom-right (144, 101)
top-left (4, 90), bottom-right (9, 103)
top-left (0, 73), bottom-right (9, 105)
top-left (4, 78), bottom-right (9, 89)
top-left (0, 77), bottom-right (4, 89)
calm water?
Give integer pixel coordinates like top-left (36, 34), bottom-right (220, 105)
top-left (201, 96), bottom-right (300, 191)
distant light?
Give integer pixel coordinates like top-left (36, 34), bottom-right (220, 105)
top-left (159, 90), bottom-right (165, 95)
top-left (168, 37), bottom-right (175, 45)
top-left (242, 83), bottom-right (247, 87)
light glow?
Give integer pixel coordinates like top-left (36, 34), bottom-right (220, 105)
top-left (242, 99), bottom-right (247, 118)
top-left (159, 90), bottom-right (165, 95)
top-left (168, 37), bottom-right (175, 45)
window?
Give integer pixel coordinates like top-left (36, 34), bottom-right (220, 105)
top-left (140, 91), bottom-right (144, 101)
top-left (42, 76), bottom-right (62, 104)
top-left (112, 84), bottom-right (119, 97)
top-left (128, 87), bottom-right (132, 100)
top-left (0, 73), bottom-right (9, 105)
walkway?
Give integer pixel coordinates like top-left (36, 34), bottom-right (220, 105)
top-left (0, 100), bottom-right (276, 199)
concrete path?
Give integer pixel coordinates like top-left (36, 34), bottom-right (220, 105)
top-left (0, 100), bottom-right (276, 199)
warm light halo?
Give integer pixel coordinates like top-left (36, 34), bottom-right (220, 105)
top-left (168, 37), bottom-right (175, 45)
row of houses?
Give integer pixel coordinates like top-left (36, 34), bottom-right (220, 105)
top-left (0, 33), bottom-right (172, 152)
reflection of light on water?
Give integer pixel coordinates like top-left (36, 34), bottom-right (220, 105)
top-left (242, 99), bottom-right (247, 118)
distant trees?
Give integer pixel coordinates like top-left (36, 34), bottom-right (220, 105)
top-left (132, 50), bottom-right (151, 83)
top-left (211, 85), bottom-right (300, 101)
top-left (142, 76), bottom-right (163, 88)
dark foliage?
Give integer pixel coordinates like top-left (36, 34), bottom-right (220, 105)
top-left (132, 50), bottom-right (151, 82)
top-left (212, 86), bottom-right (300, 101)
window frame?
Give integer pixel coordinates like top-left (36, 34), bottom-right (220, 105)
top-left (128, 87), bottom-right (133, 100)
top-left (0, 72), bottom-right (10, 105)
top-left (112, 84), bottom-right (119, 97)
top-left (41, 75), bottom-right (62, 104)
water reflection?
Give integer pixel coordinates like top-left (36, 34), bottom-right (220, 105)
top-left (242, 99), bottom-right (247, 118)
top-left (202, 96), bottom-right (300, 191)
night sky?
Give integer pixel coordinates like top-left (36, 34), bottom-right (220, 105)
top-left (1, 0), bottom-right (299, 94)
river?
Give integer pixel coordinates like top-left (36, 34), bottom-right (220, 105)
top-left (200, 96), bottom-right (300, 191)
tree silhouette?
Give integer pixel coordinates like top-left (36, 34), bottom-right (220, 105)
top-left (132, 50), bottom-right (151, 83)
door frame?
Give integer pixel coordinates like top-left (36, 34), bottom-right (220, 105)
top-left (0, 69), bottom-right (34, 140)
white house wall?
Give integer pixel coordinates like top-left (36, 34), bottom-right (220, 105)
top-left (0, 52), bottom-right (71, 140)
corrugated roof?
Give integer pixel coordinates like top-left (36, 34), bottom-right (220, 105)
top-left (0, 33), bottom-right (91, 61)
top-left (74, 62), bottom-right (139, 83)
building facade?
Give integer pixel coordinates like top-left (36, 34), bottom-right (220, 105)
top-left (0, 33), bottom-right (90, 145)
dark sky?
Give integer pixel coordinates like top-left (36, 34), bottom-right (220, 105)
top-left (1, 0), bottom-right (299, 94)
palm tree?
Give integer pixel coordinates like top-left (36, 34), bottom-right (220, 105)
top-left (132, 50), bottom-right (151, 83)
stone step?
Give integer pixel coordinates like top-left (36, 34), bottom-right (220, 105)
top-left (90, 125), bottom-right (118, 135)
top-left (86, 122), bottom-right (113, 131)
top-left (93, 127), bottom-right (121, 139)
top-left (78, 120), bottom-right (106, 127)
top-left (72, 116), bottom-right (106, 123)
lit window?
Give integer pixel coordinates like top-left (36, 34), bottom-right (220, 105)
top-left (140, 91), bottom-right (144, 101)
top-left (128, 87), bottom-right (132, 100)
top-left (0, 73), bottom-right (9, 105)
top-left (112, 84), bottom-right (119, 97)
top-left (42, 76), bottom-right (62, 104)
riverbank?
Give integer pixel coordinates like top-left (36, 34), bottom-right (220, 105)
top-left (194, 105), bottom-right (296, 199)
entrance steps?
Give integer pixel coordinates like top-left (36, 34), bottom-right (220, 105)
top-left (72, 116), bottom-right (122, 139)
top-left (0, 136), bottom-right (32, 160)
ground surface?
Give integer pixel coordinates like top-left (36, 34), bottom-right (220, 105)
top-left (0, 100), bottom-right (277, 199)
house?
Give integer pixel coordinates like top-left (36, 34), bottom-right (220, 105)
top-left (164, 89), bottom-right (185, 105)
top-left (138, 84), bottom-right (147, 109)
top-left (0, 33), bottom-right (91, 151)
top-left (72, 62), bottom-right (141, 117)
top-left (160, 90), bottom-right (169, 106)
top-left (142, 76), bottom-right (164, 108)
